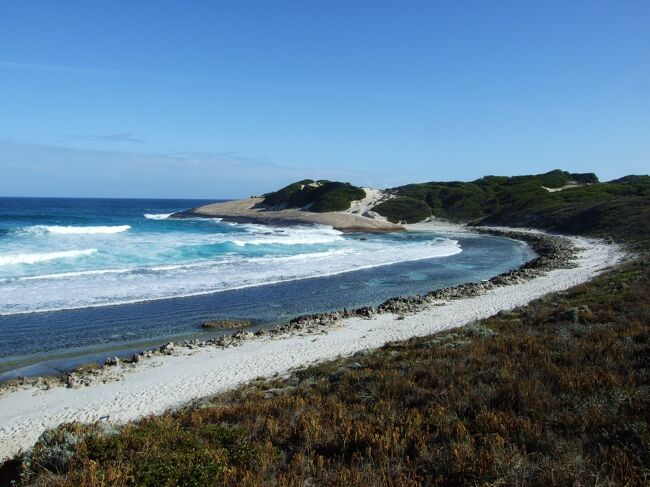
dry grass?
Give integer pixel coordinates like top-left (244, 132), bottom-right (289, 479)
top-left (5, 260), bottom-right (650, 486)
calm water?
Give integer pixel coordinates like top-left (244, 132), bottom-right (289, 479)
top-left (0, 197), bottom-right (534, 378)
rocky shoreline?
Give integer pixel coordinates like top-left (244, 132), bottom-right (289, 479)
top-left (0, 228), bottom-right (580, 395)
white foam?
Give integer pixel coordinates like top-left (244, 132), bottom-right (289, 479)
top-left (0, 249), bottom-right (98, 266)
top-left (28, 225), bottom-right (131, 235)
top-left (18, 267), bottom-right (130, 280)
top-left (230, 235), bottom-right (343, 246)
top-left (0, 239), bottom-right (462, 314)
top-left (231, 224), bottom-right (344, 246)
top-left (144, 213), bottom-right (172, 220)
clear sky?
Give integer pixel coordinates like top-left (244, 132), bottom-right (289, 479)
top-left (1, 1), bottom-right (648, 198)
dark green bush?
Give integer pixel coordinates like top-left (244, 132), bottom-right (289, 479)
top-left (373, 196), bottom-right (432, 223)
top-left (261, 179), bottom-right (315, 207)
top-left (310, 183), bottom-right (366, 212)
top-left (377, 169), bottom-right (650, 238)
top-left (262, 180), bottom-right (365, 212)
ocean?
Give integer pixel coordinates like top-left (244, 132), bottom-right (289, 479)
top-left (0, 197), bottom-right (535, 378)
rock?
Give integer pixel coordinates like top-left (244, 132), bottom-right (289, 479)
top-left (130, 354), bottom-right (141, 364)
top-left (215, 335), bottom-right (235, 347)
top-left (201, 319), bottom-right (252, 330)
top-left (104, 357), bottom-right (119, 366)
top-left (355, 306), bottom-right (375, 318)
top-left (74, 362), bottom-right (101, 374)
top-left (160, 342), bottom-right (175, 353)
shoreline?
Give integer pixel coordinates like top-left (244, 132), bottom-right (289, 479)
top-left (0, 223), bottom-right (520, 383)
top-left (172, 196), bottom-right (404, 233)
top-left (0, 223), bottom-right (625, 461)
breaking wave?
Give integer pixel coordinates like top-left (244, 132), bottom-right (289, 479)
top-left (25, 225), bottom-right (131, 235)
top-left (143, 213), bottom-right (173, 220)
top-left (0, 249), bottom-right (98, 266)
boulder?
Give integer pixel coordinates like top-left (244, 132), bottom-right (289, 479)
top-left (160, 342), bottom-right (175, 353)
top-left (104, 356), bottom-right (120, 366)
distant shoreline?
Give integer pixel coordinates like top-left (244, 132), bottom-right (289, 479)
top-left (172, 197), bottom-right (404, 233)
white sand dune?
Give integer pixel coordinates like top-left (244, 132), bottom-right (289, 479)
top-left (0, 225), bottom-right (624, 461)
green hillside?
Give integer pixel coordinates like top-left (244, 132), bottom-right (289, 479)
top-left (262, 180), bottom-right (366, 212)
top-left (373, 170), bottom-right (650, 240)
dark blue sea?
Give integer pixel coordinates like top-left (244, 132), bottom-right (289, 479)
top-left (0, 197), bottom-right (534, 379)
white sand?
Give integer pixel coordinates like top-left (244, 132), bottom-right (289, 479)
top-left (182, 196), bottom-right (402, 232)
top-left (0, 228), bottom-right (625, 461)
top-left (343, 187), bottom-right (392, 220)
top-left (542, 182), bottom-right (592, 192)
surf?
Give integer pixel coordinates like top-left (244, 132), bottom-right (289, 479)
top-left (0, 249), bottom-right (98, 266)
top-left (24, 225), bottom-right (131, 235)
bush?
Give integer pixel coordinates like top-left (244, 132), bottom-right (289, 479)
top-left (373, 196), bottom-right (432, 223)
top-left (376, 169), bottom-right (650, 240)
top-left (310, 183), bottom-right (366, 212)
top-left (262, 180), bottom-right (366, 212)
top-left (261, 179), bottom-right (315, 207)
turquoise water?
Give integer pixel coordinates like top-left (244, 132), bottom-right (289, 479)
top-left (0, 198), bottom-right (534, 377)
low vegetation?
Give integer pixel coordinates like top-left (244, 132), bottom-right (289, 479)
top-left (372, 196), bottom-right (432, 223)
top-left (261, 180), bottom-right (366, 212)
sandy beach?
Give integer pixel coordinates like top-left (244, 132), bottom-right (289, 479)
top-left (172, 195), bottom-right (403, 232)
top-left (0, 224), bottom-right (625, 461)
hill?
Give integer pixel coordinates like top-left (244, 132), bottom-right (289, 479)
top-left (261, 180), bottom-right (366, 213)
top-left (372, 169), bottom-right (650, 241)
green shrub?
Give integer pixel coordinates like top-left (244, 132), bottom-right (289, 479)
top-left (375, 169), bottom-right (650, 239)
top-left (262, 180), bottom-right (366, 212)
top-left (261, 179), bottom-right (315, 207)
top-left (310, 183), bottom-right (366, 212)
top-left (373, 196), bottom-right (432, 223)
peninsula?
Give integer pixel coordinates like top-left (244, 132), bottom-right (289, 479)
top-left (173, 179), bottom-right (403, 232)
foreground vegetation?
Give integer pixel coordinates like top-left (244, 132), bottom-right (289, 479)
top-left (4, 255), bottom-right (648, 486)
top-left (262, 179), bottom-right (366, 212)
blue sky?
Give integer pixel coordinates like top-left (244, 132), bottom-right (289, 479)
top-left (1, 1), bottom-right (648, 198)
